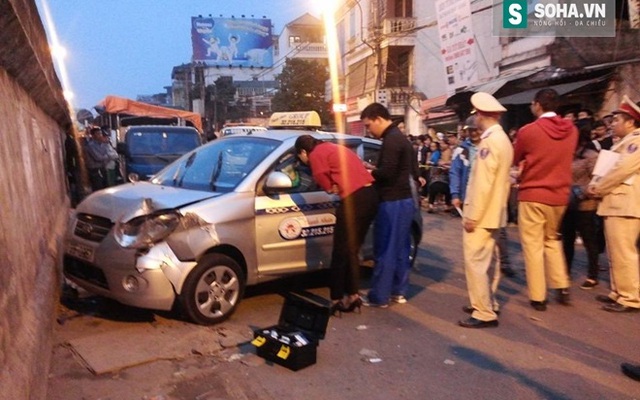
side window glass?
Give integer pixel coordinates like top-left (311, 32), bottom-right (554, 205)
top-left (273, 152), bottom-right (319, 193)
top-left (363, 144), bottom-right (380, 165)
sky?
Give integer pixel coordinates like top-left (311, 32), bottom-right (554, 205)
top-left (36, 0), bottom-right (322, 113)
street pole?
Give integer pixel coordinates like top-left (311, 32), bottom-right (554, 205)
top-left (213, 84), bottom-right (218, 131)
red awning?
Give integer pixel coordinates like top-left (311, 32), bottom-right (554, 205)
top-left (96, 95), bottom-right (203, 132)
top-left (420, 95), bottom-right (455, 120)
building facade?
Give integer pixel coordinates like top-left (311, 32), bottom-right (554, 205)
top-left (334, 0), bottom-right (640, 136)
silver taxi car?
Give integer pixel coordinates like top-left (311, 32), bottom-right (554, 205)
top-left (64, 128), bottom-right (423, 325)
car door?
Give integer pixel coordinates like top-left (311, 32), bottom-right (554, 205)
top-left (254, 150), bottom-right (338, 276)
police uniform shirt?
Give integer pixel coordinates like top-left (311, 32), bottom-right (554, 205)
top-left (463, 124), bottom-right (514, 228)
top-left (593, 129), bottom-right (640, 218)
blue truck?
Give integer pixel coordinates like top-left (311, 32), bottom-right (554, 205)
top-left (117, 125), bottom-right (203, 181)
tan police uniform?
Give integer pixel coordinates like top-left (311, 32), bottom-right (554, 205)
top-left (463, 121), bottom-right (514, 322)
top-left (592, 128), bottom-right (640, 309)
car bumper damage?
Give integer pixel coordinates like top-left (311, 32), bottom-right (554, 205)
top-left (64, 207), bottom-right (220, 311)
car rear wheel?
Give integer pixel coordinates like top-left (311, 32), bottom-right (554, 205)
top-left (179, 254), bottom-right (245, 325)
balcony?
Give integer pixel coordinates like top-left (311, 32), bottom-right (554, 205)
top-left (382, 17), bottom-right (416, 35)
top-left (376, 87), bottom-right (413, 115)
top-left (379, 17), bottom-right (417, 48)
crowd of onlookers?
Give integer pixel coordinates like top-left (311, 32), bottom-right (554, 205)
top-left (402, 91), bottom-right (639, 379)
top-left (403, 97), bottom-right (635, 297)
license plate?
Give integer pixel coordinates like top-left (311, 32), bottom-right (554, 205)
top-left (66, 240), bottom-right (95, 263)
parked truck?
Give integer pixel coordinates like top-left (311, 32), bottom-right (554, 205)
top-left (94, 95), bottom-right (205, 181)
top-left (117, 125), bottom-right (203, 181)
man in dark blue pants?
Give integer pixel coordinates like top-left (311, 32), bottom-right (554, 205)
top-left (360, 103), bottom-right (421, 307)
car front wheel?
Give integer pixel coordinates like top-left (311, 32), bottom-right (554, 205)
top-left (179, 254), bottom-right (245, 325)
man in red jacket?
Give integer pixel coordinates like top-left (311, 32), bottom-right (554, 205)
top-left (514, 88), bottom-right (578, 311)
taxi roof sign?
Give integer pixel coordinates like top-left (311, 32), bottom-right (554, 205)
top-left (268, 111), bottom-right (321, 129)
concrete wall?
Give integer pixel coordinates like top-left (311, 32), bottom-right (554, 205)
top-left (0, 0), bottom-right (72, 399)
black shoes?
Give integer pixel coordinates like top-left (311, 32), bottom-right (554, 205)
top-left (621, 363), bottom-right (640, 382)
top-left (580, 279), bottom-right (598, 290)
top-left (330, 302), bottom-right (343, 317)
top-left (555, 288), bottom-right (571, 305)
top-left (529, 289), bottom-right (569, 311)
top-left (341, 297), bottom-right (363, 313)
top-left (530, 300), bottom-right (547, 311)
top-left (593, 295), bottom-right (639, 311)
top-left (602, 303), bottom-right (640, 313)
top-left (462, 306), bottom-right (501, 315)
top-left (595, 294), bottom-right (617, 304)
top-left (458, 317), bottom-right (499, 329)
top-left (331, 297), bottom-right (364, 316)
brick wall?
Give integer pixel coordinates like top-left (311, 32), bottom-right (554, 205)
top-left (0, 1), bottom-right (72, 399)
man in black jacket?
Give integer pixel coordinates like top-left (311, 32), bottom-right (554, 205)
top-left (360, 103), bottom-right (421, 307)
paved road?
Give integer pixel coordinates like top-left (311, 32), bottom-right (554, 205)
top-left (48, 211), bottom-right (640, 400)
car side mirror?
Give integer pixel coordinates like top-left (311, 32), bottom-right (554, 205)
top-left (127, 172), bottom-right (140, 183)
top-left (264, 171), bottom-right (293, 191)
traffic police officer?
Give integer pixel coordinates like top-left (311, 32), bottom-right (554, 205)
top-left (587, 95), bottom-right (640, 313)
top-left (459, 92), bottom-right (514, 328)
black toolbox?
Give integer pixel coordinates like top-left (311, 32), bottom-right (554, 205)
top-left (252, 291), bottom-right (330, 371)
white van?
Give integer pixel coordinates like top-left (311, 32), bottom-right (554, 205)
top-left (220, 125), bottom-right (267, 137)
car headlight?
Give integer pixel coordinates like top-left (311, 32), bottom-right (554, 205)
top-left (114, 210), bottom-right (181, 249)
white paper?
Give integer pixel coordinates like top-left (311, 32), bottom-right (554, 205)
top-left (592, 150), bottom-right (635, 185)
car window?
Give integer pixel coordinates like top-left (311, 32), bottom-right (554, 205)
top-left (128, 131), bottom-right (200, 155)
top-left (152, 137), bottom-right (279, 192)
top-left (272, 152), bottom-right (319, 193)
top-left (362, 142), bottom-right (380, 165)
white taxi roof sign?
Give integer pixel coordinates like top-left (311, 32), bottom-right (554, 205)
top-left (268, 111), bottom-right (321, 129)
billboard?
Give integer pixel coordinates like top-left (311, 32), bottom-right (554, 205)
top-left (436, 0), bottom-right (478, 95)
top-left (191, 17), bottom-right (274, 67)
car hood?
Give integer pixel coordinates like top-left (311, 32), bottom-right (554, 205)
top-left (76, 182), bottom-right (219, 222)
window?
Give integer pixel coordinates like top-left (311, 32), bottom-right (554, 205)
top-left (393, 0), bottom-right (413, 18)
top-left (349, 9), bottom-right (356, 39)
top-left (362, 143), bottom-right (380, 165)
top-left (153, 137), bottom-right (279, 192)
top-left (289, 36), bottom-right (301, 46)
top-left (271, 152), bottom-right (319, 193)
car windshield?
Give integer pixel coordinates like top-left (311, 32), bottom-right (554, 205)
top-left (151, 137), bottom-right (279, 192)
top-left (128, 130), bottom-right (200, 155)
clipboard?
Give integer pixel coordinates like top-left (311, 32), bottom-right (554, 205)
top-left (592, 150), bottom-right (635, 185)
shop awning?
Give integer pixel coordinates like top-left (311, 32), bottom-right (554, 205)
top-left (446, 68), bottom-right (545, 107)
top-left (96, 95), bottom-right (203, 132)
top-left (466, 68), bottom-right (546, 95)
top-left (420, 95), bottom-right (455, 120)
top-left (498, 75), bottom-right (611, 105)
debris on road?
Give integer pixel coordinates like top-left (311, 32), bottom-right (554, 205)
top-left (359, 348), bottom-right (382, 363)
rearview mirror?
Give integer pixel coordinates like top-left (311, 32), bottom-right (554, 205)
top-left (264, 171), bottom-right (293, 190)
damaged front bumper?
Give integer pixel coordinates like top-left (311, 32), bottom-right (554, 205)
top-left (65, 214), bottom-right (201, 311)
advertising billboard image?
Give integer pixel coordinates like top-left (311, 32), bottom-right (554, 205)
top-left (192, 17), bottom-right (274, 67)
